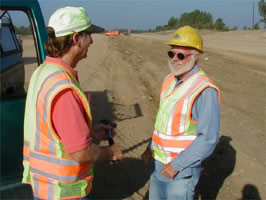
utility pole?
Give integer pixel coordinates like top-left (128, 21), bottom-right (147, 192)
top-left (252, 1), bottom-right (255, 29)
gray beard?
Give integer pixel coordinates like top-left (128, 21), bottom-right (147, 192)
top-left (168, 56), bottom-right (196, 76)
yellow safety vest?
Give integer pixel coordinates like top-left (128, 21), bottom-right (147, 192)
top-left (22, 61), bottom-right (93, 199)
top-left (152, 69), bottom-right (220, 164)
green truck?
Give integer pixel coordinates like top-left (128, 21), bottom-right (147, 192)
top-left (1, 0), bottom-right (47, 198)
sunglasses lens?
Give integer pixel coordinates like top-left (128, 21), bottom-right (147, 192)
top-left (168, 51), bottom-right (186, 60)
top-left (168, 51), bottom-right (175, 58)
top-left (177, 53), bottom-right (185, 60)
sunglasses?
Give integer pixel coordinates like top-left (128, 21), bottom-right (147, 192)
top-left (167, 51), bottom-right (192, 60)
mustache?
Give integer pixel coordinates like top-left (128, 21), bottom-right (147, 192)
top-left (168, 59), bottom-right (182, 65)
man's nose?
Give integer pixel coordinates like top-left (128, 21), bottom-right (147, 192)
top-left (172, 53), bottom-right (180, 61)
top-left (89, 35), bottom-right (94, 45)
top-left (88, 35), bottom-right (93, 45)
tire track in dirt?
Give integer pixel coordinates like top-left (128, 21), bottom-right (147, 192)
top-left (89, 36), bottom-right (156, 199)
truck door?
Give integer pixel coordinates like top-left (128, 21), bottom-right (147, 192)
top-left (0, 4), bottom-right (47, 197)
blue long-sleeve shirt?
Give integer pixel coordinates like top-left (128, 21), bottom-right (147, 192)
top-left (151, 64), bottom-right (220, 182)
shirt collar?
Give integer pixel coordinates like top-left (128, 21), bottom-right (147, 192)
top-left (44, 56), bottom-right (78, 80)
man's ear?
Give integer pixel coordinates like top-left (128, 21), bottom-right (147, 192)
top-left (72, 33), bottom-right (80, 46)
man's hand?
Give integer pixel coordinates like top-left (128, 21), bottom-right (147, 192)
top-left (161, 162), bottom-right (178, 179)
top-left (91, 123), bottom-right (116, 141)
top-left (70, 143), bottom-right (122, 164)
top-left (141, 148), bottom-right (153, 164)
top-left (110, 144), bottom-right (123, 161)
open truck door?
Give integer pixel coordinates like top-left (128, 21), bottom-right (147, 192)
top-left (0, 0), bottom-right (47, 197)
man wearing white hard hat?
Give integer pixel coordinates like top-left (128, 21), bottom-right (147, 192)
top-left (142, 26), bottom-right (220, 200)
top-left (22, 7), bottom-right (122, 199)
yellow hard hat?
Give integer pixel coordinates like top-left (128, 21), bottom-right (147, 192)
top-left (167, 26), bottom-right (203, 53)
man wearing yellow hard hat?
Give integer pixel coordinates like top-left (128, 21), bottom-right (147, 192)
top-left (22, 7), bottom-right (122, 199)
top-left (142, 26), bottom-right (220, 200)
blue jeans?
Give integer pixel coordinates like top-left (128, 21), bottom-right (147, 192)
top-left (149, 172), bottom-right (200, 200)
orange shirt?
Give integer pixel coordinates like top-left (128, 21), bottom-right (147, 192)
top-left (46, 56), bottom-right (91, 153)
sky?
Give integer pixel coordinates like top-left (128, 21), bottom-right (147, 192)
top-left (11, 0), bottom-right (263, 30)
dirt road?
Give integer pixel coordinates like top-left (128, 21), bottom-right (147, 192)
top-left (18, 30), bottom-right (265, 200)
top-left (77, 30), bottom-right (265, 200)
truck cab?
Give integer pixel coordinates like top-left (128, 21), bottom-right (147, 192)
top-left (0, 0), bottom-right (47, 197)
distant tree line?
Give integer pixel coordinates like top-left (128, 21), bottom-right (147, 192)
top-left (14, 25), bottom-right (32, 35)
top-left (130, 2), bottom-right (266, 33)
top-left (151, 9), bottom-right (262, 33)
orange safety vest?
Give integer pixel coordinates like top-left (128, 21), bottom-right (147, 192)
top-left (22, 62), bottom-right (93, 199)
top-left (152, 69), bottom-right (220, 164)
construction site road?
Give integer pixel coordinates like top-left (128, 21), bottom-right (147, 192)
top-left (23, 30), bottom-right (265, 200)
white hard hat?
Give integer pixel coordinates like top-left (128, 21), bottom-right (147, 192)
top-left (48, 6), bottom-right (100, 37)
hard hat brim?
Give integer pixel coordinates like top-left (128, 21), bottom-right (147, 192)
top-left (84, 24), bottom-right (104, 33)
top-left (166, 42), bottom-right (204, 53)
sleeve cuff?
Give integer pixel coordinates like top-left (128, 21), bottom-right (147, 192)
top-left (171, 157), bottom-right (185, 171)
top-left (147, 140), bottom-right (152, 149)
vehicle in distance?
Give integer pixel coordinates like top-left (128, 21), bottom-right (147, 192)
top-left (105, 30), bottom-right (120, 36)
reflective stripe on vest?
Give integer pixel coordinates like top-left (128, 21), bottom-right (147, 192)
top-left (152, 69), bottom-right (220, 164)
top-left (22, 62), bottom-right (93, 199)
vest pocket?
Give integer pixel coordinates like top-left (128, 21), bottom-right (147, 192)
top-left (60, 179), bottom-right (89, 198)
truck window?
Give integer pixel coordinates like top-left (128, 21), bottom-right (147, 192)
top-left (0, 10), bottom-right (39, 100)
top-left (1, 26), bottom-right (18, 53)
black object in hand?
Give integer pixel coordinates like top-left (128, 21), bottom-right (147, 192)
top-left (99, 119), bottom-right (117, 128)
top-left (99, 119), bottom-right (117, 146)
top-left (99, 119), bottom-right (119, 164)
